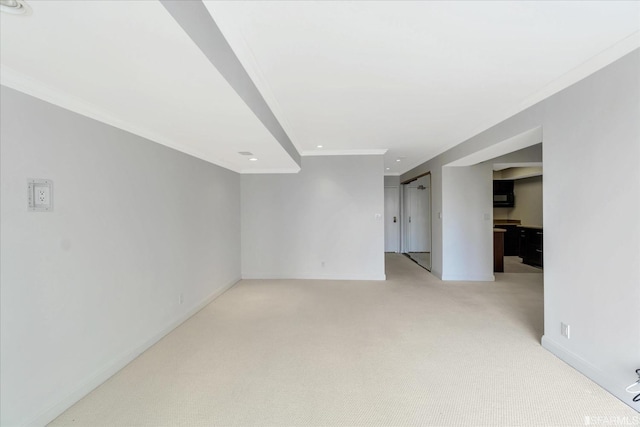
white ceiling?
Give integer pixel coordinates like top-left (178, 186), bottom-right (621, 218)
top-left (1, 1), bottom-right (639, 175)
top-left (0, 0), bottom-right (299, 173)
top-left (206, 0), bottom-right (640, 174)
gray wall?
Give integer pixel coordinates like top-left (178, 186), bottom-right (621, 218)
top-left (401, 50), bottom-right (640, 410)
top-left (242, 155), bottom-right (385, 280)
top-left (441, 163), bottom-right (494, 280)
top-left (0, 87), bottom-right (241, 426)
top-left (384, 175), bottom-right (400, 187)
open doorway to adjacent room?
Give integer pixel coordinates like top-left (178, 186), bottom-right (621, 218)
top-left (443, 128), bottom-right (543, 280)
top-left (492, 164), bottom-right (543, 274)
top-left (401, 172), bottom-right (431, 271)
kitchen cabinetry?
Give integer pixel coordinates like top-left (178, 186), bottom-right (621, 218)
top-left (494, 221), bottom-right (520, 256)
top-left (501, 225), bottom-right (520, 256)
top-left (493, 180), bottom-right (515, 207)
top-left (519, 226), bottom-right (543, 268)
top-left (493, 180), bottom-right (514, 194)
top-left (493, 228), bottom-right (506, 272)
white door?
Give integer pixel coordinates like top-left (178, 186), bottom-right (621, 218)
top-left (404, 185), bottom-right (431, 253)
top-left (384, 187), bottom-right (399, 252)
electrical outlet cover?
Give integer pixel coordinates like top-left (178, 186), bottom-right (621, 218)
top-left (28, 179), bottom-right (53, 212)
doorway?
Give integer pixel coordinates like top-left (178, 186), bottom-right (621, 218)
top-left (493, 168), bottom-right (543, 274)
top-left (401, 173), bottom-right (432, 271)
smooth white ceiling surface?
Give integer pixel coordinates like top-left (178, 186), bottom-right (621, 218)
top-left (1, 1), bottom-right (639, 175)
top-left (0, 0), bottom-right (300, 173)
top-left (206, 1), bottom-right (640, 175)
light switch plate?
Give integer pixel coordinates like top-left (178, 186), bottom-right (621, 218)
top-left (28, 179), bottom-right (53, 212)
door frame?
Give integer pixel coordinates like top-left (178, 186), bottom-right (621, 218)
top-left (400, 171), bottom-right (432, 270)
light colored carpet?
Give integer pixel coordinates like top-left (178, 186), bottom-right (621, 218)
top-left (503, 256), bottom-right (543, 274)
top-left (407, 251), bottom-right (431, 270)
top-left (50, 254), bottom-right (635, 426)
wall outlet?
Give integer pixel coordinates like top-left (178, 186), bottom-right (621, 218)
top-left (28, 179), bottom-right (53, 212)
top-left (561, 322), bottom-right (570, 339)
top-left (36, 187), bottom-right (50, 205)
top-left (321, 261), bottom-right (325, 268)
top-left (179, 293), bottom-right (184, 305)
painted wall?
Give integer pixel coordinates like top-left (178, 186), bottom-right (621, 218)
top-left (541, 50), bottom-right (639, 411)
top-left (0, 87), bottom-right (241, 426)
top-left (442, 163), bottom-right (494, 280)
top-left (494, 166), bottom-right (543, 180)
top-left (242, 155), bottom-right (385, 280)
top-left (513, 176), bottom-right (543, 226)
top-left (384, 175), bottom-right (401, 253)
top-left (384, 186), bottom-right (400, 253)
top-left (401, 50), bottom-right (640, 410)
top-left (384, 175), bottom-right (400, 187)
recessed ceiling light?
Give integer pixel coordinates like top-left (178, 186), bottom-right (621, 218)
top-left (0, 0), bottom-right (31, 15)
top-left (396, 159), bottom-right (401, 162)
top-left (249, 157), bottom-right (258, 162)
top-left (238, 151), bottom-right (253, 156)
top-left (317, 145), bottom-right (323, 148)
top-left (386, 168), bottom-right (390, 170)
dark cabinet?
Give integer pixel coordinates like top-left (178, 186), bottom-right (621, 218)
top-left (493, 180), bottom-right (514, 194)
top-left (518, 229), bottom-right (527, 258)
top-left (500, 225), bottom-right (520, 256)
top-left (493, 180), bottom-right (515, 207)
top-left (519, 227), bottom-right (543, 268)
top-left (493, 229), bottom-right (505, 272)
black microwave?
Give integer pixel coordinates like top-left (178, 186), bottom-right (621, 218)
top-left (493, 193), bottom-right (515, 207)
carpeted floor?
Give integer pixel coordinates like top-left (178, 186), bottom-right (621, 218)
top-left (50, 254), bottom-right (635, 426)
top-left (407, 251), bottom-right (431, 270)
top-left (503, 256), bottom-right (543, 274)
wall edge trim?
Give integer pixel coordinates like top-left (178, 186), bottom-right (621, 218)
top-left (241, 273), bottom-right (386, 281)
top-left (24, 277), bottom-right (241, 427)
top-left (440, 274), bottom-right (495, 282)
top-left (542, 335), bottom-right (639, 413)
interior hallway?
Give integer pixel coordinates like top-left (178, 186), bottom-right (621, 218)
top-left (50, 254), bottom-right (635, 426)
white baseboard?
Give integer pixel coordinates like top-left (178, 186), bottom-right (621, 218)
top-left (242, 272), bottom-right (386, 281)
top-left (430, 269), bottom-right (443, 280)
top-left (542, 335), bottom-right (640, 413)
top-left (440, 274), bottom-right (495, 281)
top-left (25, 277), bottom-right (240, 427)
